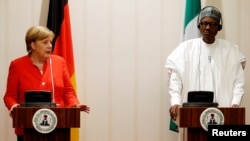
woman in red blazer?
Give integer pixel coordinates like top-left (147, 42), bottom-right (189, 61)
top-left (3, 26), bottom-right (89, 141)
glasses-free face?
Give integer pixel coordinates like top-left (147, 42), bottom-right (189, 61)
top-left (31, 37), bottom-right (53, 59)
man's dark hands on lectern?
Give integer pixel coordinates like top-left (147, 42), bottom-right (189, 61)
top-left (169, 104), bottom-right (180, 121)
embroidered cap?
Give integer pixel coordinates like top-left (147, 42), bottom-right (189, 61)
top-left (199, 6), bottom-right (221, 23)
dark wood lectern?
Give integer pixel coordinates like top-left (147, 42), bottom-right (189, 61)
top-left (179, 107), bottom-right (245, 141)
top-left (12, 107), bottom-right (81, 141)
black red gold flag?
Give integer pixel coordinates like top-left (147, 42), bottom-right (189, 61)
top-left (47, 0), bottom-right (79, 140)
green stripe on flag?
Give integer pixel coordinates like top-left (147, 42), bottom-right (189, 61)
top-left (184, 0), bottom-right (201, 29)
top-left (169, 118), bottom-right (179, 132)
top-left (183, 0), bottom-right (201, 41)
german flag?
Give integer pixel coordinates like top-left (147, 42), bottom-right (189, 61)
top-left (47, 0), bottom-right (79, 140)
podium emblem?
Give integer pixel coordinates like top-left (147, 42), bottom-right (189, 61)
top-left (200, 107), bottom-right (224, 131)
top-left (32, 108), bottom-right (58, 134)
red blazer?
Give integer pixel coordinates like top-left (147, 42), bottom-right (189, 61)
top-left (3, 55), bottom-right (79, 135)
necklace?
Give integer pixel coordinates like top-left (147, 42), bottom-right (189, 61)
top-left (33, 63), bottom-right (44, 74)
top-left (34, 63), bottom-right (43, 67)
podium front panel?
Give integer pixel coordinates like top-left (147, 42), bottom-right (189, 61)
top-left (12, 107), bottom-right (80, 128)
top-left (178, 107), bottom-right (245, 141)
top-left (12, 107), bottom-right (81, 141)
top-left (179, 107), bottom-right (245, 128)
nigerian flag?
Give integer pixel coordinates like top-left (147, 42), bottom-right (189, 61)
top-left (183, 0), bottom-right (201, 41)
top-left (169, 0), bottom-right (201, 133)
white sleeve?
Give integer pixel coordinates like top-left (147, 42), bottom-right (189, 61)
top-left (231, 47), bottom-right (245, 105)
top-left (168, 69), bottom-right (183, 106)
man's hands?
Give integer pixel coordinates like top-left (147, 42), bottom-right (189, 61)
top-left (169, 104), bottom-right (180, 121)
top-left (169, 104), bottom-right (240, 121)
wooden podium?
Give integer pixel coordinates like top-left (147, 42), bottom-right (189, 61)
top-left (179, 107), bottom-right (245, 141)
top-left (12, 107), bottom-right (81, 141)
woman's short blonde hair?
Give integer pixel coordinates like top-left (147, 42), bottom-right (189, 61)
top-left (25, 26), bottom-right (54, 53)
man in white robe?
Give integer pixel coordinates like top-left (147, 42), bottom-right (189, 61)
top-left (165, 6), bottom-right (246, 141)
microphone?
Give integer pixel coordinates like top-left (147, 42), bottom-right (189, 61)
top-left (208, 56), bottom-right (211, 63)
top-left (49, 57), bottom-right (55, 103)
top-left (208, 56), bottom-right (216, 103)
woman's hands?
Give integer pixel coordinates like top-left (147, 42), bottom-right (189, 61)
top-left (71, 104), bottom-right (90, 113)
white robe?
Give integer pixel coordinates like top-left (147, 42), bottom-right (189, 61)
top-left (165, 38), bottom-right (246, 141)
top-left (166, 38), bottom-right (245, 107)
